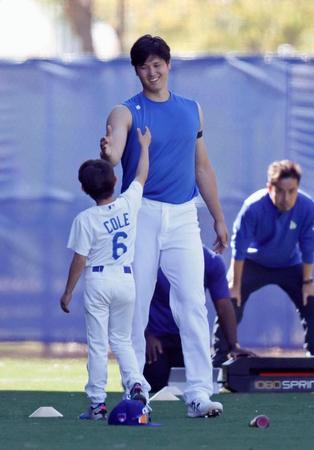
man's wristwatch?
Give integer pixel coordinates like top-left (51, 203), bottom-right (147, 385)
top-left (302, 278), bottom-right (313, 285)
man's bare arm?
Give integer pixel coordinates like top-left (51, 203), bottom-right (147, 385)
top-left (100, 105), bottom-right (132, 166)
top-left (195, 104), bottom-right (228, 253)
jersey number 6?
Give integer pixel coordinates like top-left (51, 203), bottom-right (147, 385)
top-left (112, 231), bottom-right (128, 260)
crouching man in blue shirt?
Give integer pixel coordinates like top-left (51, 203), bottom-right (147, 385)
top-left (144, 247), bottom-right (254, 392)
top-left (213, 160), bottom-right (314, 367)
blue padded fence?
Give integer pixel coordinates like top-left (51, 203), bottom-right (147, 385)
top-left (0, 55), bottom-right (313, 348)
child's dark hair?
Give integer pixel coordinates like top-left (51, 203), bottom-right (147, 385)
top-left (130, 34), bottom-right (171, 67)
top-left (78, 159), bottom-right (115, 201)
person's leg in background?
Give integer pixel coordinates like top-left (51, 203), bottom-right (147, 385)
top-left (212, 260), bottom-right (270, 367)
top-left (278, 264), bottom-right (314, 356)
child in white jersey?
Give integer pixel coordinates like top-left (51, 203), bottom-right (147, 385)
top-left (60, 126), bottom-right (151, 420)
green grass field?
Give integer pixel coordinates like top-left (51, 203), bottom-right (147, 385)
top-left (0, 357), bottom-right (122, 392)
top-left (1, 356), bottom-right (314, 450)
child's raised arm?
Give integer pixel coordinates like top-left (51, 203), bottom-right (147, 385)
top-left (135, 126), bottom-right (151, 186)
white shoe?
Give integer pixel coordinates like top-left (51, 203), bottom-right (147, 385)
top-left (187, 398), bottom-right (223, 418)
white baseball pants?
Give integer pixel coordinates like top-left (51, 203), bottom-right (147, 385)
top-left (83, 266), bottom-right (150, 405)
top-left (132, 198), bottom-right (214, 402)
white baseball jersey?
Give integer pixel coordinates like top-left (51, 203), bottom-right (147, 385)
top-left (67, 180), bottom-right (143, 267)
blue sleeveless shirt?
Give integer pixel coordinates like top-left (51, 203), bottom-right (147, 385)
top-left (122, 92), bottom-right (200, 204)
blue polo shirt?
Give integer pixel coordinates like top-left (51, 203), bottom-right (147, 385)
top-left (231, 189), bottom-right (314, 267)
top-left (146, 247), bottom-right (230, 337)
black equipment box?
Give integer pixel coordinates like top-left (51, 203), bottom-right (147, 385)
top-left (222, 357), bottom-right (314, 392)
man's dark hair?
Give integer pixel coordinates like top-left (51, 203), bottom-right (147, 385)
top-left (267, 159), bottom-right (302, 186)
top-left (78, 159), bottom-right (115, 201)
top-left (130, 34), bottom-right (171, 67)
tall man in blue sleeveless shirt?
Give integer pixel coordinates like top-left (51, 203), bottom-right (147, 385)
top-left (100, 35), bottom-right (228, 418)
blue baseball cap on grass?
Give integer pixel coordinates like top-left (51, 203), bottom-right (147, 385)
top-left (108, 400), bottom-right (160, 427)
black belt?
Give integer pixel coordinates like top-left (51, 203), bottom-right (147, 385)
top-left (92, 265), bottom-right (131, 274)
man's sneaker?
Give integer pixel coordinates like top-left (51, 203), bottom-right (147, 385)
top-left (187, 398), bottom-right (223, 418)
top-left (130, 383), bottom-right (147, 405)
top-left (79, 403), bottom-right (108, 420)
